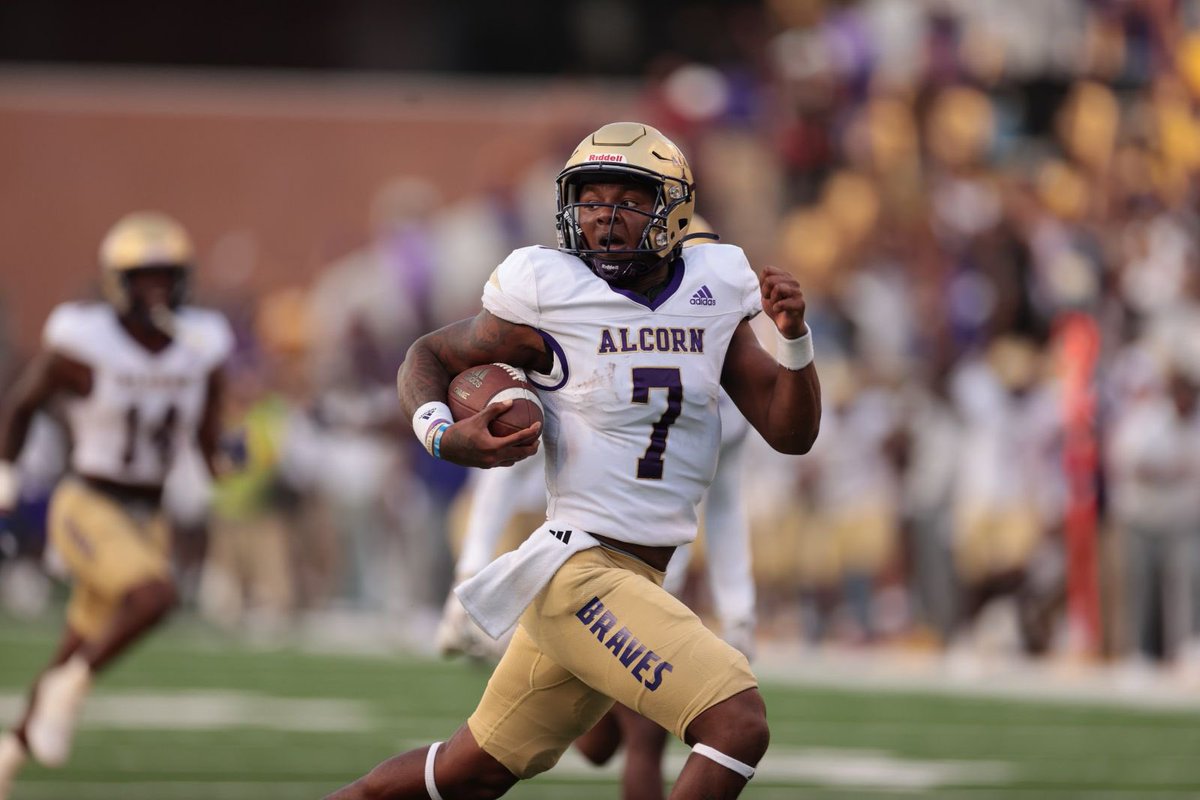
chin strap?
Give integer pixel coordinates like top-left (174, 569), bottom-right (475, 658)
top-left (588, 249), bottom-right (682, 285)
top-left (680, 231), bottom-right (720, 244)
top-left (588, 257), bottom-right (649, 283)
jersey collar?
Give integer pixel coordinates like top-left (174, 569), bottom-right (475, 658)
top-left (606, 256), bottom-right (684, 311)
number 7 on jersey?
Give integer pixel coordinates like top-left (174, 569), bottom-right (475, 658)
top-left (632, 367), bottom-right (682, 480)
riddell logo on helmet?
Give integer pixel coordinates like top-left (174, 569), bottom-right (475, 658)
top-left (587, 153), bottom-right (626, 163)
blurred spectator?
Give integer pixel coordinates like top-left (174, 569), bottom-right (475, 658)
top-left (795, 358), bottom-right (903, 644)
top-left (1107, 335), bottom-right (1200, 665)
top-left (309, 176), bottom-right (440, 388)
top-left (896, 366), bottom-right (963, 644)
top-left (305, 179), bottom-right (458, 627)
top-left (948, 336), bottom-right (1065, 654)
top-left (162, 443), bottom-right (215, 610)
top-left (0, 415), bottom-right (65, 620)
top-left (199, 371), bottom-right (298, 638)
top-left (307, 321), bottom-right (411, 612)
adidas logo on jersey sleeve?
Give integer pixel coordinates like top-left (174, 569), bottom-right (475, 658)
top-left (689, 285), bottom-right (716, 306)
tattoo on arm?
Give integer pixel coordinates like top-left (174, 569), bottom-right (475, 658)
top-left (398, 340), bottom-right (455, 418)
top-left (397, 312), bottom-right (549, 418)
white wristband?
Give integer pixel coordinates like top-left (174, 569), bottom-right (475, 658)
top-left (774, 328), bottom-right (814, 371)
top-left (0, 461), bottom-right (18, 511)
top-left (412, 402), bottom-right (454, 456)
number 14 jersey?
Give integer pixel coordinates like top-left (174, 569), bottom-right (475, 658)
top-left (43, 302), bottom-right (233, 489)
top-left (482, 243), bottom-right (761, 548)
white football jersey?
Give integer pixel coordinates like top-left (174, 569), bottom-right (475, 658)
top-left (482, 243), bottom-right (761, 547)
top-left (43, 302), bottom-right (233, 488)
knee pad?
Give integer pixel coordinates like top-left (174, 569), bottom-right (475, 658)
top-left (692, 743), bottom-right (756, 780)
top-left (425, 741), bottom-right (445, 800)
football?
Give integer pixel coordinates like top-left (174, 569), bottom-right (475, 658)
top-left (447, 363), bottom-right (544, 436)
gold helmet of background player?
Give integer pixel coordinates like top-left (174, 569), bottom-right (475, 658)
top-left (555, 122), bottom-right (695, 282)
top-left (99, 211), bottom-right (193, 313)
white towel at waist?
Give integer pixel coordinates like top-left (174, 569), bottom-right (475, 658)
top-left (455, 520), bottom-right (599, 639)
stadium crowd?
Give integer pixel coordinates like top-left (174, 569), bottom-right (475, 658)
top-left (3, 0), bottom-right (1200, 677)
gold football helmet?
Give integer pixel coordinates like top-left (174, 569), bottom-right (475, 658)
top-left (555, 122), bottom-right (695, 281)
top-left (99, 211), bottom-right (193, 314)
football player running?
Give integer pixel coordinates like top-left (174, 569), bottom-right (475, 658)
top-left (327, 121), bottom-right (820, 800)
top-left (438, 233), bottom-right (759, 799)
top-left (0, 212), bottom-right (232, 798)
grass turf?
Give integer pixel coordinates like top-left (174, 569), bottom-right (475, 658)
top-left (1, 619), bottom-right (1198, 799)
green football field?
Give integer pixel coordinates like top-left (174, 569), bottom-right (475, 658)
top-left (2, 619), bottom-right (1199, 799)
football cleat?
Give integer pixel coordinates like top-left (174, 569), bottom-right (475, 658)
top-left (26, 655), bottom-right (91, 768)
top-left (0, 731), bottom-right (27, 800)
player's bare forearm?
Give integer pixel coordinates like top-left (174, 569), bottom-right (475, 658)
top-left (0, 401), bottom-right (32, 463)
top-left (760, 362), bottom-right (821, 454)
top-left (0, 358), bottom-right (48, 459)
top-left (196, 368), bottom-right (225, 477)
top-left (396, 321), bottom-right (468, 419)
top-left (398, 312), bottom-right (546, 469)
top-left (723, 338), bottom-right (820, 454)
top-left (396, 311), bottom-right (550, 418)
top-left (0, 351), bottom-right (90, 461)
top-left (722, 268), bottom-right (821, 454)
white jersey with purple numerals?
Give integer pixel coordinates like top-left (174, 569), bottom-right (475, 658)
top-left (481, 243), bottom-right (761, 547)
top-left (43, 301), bottom-right (233, 487)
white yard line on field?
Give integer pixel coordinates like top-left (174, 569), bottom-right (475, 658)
top-left (0, 687), bottom-right (1015, 791)
top-left (753, 643), bottom-right (1200, 713)
top-left (400, 739), bottom-right (1014, 790)
top-left (0, 690), bottom-right (369, 732)
top-left (0, 781), bottom-right (333, 800)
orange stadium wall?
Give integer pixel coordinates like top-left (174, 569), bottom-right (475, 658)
top-left (0, 68), bottom-right (636, 354)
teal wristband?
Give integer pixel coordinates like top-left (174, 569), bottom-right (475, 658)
top-left (431, 422), bottom-right (450, 459)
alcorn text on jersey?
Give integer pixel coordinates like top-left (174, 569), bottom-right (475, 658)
top-left (482, 243), bottom-right (761, 547)
top-left (43, 302), bottom-right (233, 487)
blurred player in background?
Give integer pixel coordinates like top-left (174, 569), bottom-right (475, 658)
top-left (0, 212), bottom-right (232, 798)
top-left (327, 121), bottom-right (819, 800)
